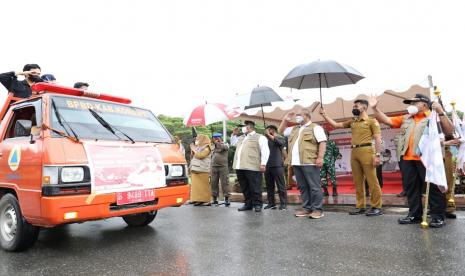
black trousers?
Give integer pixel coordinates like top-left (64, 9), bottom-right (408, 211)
top-left (398, 161), bottom-right (405, 192)
top-left (264, 166), bottom-right (287, 206)
top-left (400, 158), bottom-right (446, 219)
top-left (236, 169), bottom-right (263, 207)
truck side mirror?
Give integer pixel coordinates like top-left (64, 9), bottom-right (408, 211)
top-left (30, 126), bottom-right (41, 144)
top-left (31, 126), bottom-right (41, 136)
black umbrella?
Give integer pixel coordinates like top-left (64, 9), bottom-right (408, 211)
top-left (233, 85), bottom-right (284, 128)
top-left (280, 59), bottom-right (364, 107)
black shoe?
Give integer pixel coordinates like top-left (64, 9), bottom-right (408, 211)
top-left (224, 197), bottom-right (230, 207)
top-left (396, 191), bottom-right (406, 197)
top-left (332, 187), bottom-right (338, 197)
top-left (445, 212), bottom-right (457, 219)
top-left (430, 217), bottom-right (446, 228)
top-left (279, 205), bottom-right (287, 210)
top-left (349, 208), bottom-right (366, 215)
top-left (366, 208), bottom-right (383, 217)
top-left (264, 204), bottom-right (277, 210)
top-left (212, 200), bottom-right (219, 206)
top-left (323, 187), bottom-right (329, 197)
top-left (238, 205), bottom-right (253, 211)
top-left (398, 216), bottom-right (421, 224)
top-left (254, 206), bottom-right (262, 212)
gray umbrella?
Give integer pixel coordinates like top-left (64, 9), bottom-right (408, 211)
top-left (233, 85), bottom-right (284, 127)
top-left (280, 59), bottom-right (364, 107)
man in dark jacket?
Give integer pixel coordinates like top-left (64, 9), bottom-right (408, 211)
top-left (264, 125), bottom-right (288, 210)
top-left (211, 133), bottom-right (231, 206)
top-left (0, 64), bottom-right (42, 98)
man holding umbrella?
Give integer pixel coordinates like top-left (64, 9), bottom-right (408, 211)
top-left (233, 120), bottom-right (270, 212)
top-left (320, 99), bottom-right (383, 216)
top-left (264, 125), bottom-right (288, 210)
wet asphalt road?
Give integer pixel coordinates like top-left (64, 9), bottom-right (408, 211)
top-left (1, 204), bottom-right (465, 276)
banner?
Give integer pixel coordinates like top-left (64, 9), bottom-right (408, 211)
top-left (84, 142), bottom-right (166, 194)
top-left (331, 124), bottom-right (401, 176)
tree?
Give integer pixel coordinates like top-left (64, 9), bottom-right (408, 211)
top-left (157, 114), bottom-right (268, 161)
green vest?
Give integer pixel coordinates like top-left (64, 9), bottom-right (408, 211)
top-left (395, 115), bottom-right (428, 161)
top-left (285, 123), bottom-right (319, 165)
top-left (233, 133), bottom-right (262, 171)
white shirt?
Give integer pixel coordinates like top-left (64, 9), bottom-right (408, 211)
top-left (234, 131), bottom-right (270, 170)
top-left (284, 122), bottom-right (327, 166)
top-left (230, 135), bottom-right (239, 146)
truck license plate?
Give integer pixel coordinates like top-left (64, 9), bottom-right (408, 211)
top-left (116, 189), bottom-right (155, 205)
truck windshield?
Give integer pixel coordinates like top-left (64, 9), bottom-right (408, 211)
top-left (49, 96), bottom-right (173, 143)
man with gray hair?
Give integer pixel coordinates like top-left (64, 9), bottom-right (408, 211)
top-left (279, 108), bottom-right (327, 219)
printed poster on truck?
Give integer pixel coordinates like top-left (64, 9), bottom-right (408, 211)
top-left (84, 142), bottom-right (166, 194)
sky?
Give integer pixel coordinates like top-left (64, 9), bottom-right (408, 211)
top-left (1, 0), bottom-right (464, 118)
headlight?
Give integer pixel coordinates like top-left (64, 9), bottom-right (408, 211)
top-left (61, 167), bottom-right (85, 183)
top-left (170, 165), bottom-right (184, 177)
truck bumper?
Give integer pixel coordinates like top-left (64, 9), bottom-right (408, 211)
top-left (36, 185), bottom-right (189, 227)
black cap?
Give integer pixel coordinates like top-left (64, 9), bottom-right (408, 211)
top-left (238, 120), bottom-right (255, 127)
top-left (266, 125), bottom-right (278, 131)
top-left (74, 82), bottom-right (89, 89)
top-left (403, 94), bottom-right (431, 105)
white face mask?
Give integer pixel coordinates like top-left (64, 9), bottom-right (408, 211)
top-left (407, 105), bottom-right (419, 115)
top-left (295, 116), bottom-right (304, 124)
top-left (195, 141), bottom-right (199, 146)
top-left (241, 126), bottom-right (248, 134)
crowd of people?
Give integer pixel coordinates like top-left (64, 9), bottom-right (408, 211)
top-left (2, 64), bottom-right (459, 229)
top-left (186, 92), bottom-right (460, 229)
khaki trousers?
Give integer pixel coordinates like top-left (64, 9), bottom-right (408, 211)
top-left (444, 149), bottom-right (456, 213)
top-left (350, 147), bottom-right (382, 209)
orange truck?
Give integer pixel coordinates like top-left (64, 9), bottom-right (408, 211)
top-left (0, 83), bottom-right (189, 251)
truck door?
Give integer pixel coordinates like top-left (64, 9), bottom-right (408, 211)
top-left (0, 99), bottom-right (43, 219)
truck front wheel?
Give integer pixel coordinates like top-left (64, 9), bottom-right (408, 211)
top-left (0, 194), bottom-right (40, 252)
top-left (122, 211), bottom-right (157, 227)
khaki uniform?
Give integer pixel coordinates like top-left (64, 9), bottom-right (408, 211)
top-left (285, 123), bottom-right (324, 212)
top-left (444, 147), bottom-right (456, 214)
top-left (342, 117), bottom-right (382, 209)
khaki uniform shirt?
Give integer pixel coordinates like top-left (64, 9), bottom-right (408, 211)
top-left (342, 117), bottom-right (381, 145)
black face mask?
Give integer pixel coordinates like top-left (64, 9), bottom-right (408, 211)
top-left (28, 75), bottom-right (44, 83)
top-left (352, 108), bottom-right (361, 116)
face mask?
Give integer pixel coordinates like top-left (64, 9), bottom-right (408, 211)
top-left (295, 116), bottom-right (304, 124)
top-left (407, 105), bottom-right (419, 115)
top-left (28, 75), bottom-right (43, 83)
top-left (195, 141), bottom-right (199, 146)
top-left (352, 108), bottom-right (361, 116)
top-left (241, 126), bottom-right (248, 134)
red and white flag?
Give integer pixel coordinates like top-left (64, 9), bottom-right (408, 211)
top-left (417, 110), bottom-right (447, 192)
